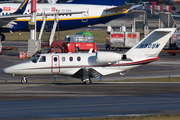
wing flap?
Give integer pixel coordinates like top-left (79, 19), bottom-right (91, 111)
top-left (71, 68), bottom-right (102, 79)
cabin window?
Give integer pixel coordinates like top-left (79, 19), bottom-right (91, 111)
top-left (62, 57), bottom-right (65, 62)
top-left (54, 57), bottom-right (57, 62)
top-left (77, 56), bottom-right (81, 61)
top-left (39, 56), bottom-right (46, 62)
top-left (69, 57), bottom-right (73, 61)
top-left (31, 55), bottom-right (40, 63)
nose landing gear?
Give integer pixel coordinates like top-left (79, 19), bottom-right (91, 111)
top-left (21, 76), bottom-right (27, 84)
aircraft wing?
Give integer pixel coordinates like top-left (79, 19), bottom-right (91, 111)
top-left (38, 11), bottom-right (84, 17)
top-left (104, 4), bottom-right (134, 12)
top-left (72, 67), bottom-right (125, 78)
top-left (0, 11), bottom-right (83, 28)
top-left (71, 68), bottom-right (102, 79)
top-left (171, 14), bottom-right (180, 17)
top-left (0, 11), bottom-right (84, 19)
top-left (0, 1), bottom-right (14, 4)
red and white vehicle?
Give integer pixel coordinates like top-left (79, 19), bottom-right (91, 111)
top-left (51, 33), bottom-right (97, 53)
top-left (64, 34), bottom-right (97, 53)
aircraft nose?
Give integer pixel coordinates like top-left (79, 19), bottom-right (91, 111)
top-left (3, 67), bottom-right (13, 75)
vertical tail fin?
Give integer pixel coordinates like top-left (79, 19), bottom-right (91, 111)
top-left (126, 28), bottom-right (176, 60)
top-left (12, 0), bottom-right (29, 15)
top-left (67, 0), bottom-right (125, 6)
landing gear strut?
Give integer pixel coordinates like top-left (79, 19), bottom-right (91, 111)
top-left (21, 76), bottom-right (27, 84)
top-left (82, 68), bottom-right (92, 85)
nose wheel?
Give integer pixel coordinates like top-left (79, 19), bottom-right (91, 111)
top-left (21, 77), bottom-right (27, 84)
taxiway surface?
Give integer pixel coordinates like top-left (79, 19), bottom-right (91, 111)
top-left (1, 82), bottom-right (180, 119)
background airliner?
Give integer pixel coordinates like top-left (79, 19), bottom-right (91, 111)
top-left (0, 0), bottom-right (135, 40)
top-left (3, 28), bottom-right (176, 84)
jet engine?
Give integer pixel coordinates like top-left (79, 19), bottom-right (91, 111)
top-left (96, 51), bottom-right (125, 63)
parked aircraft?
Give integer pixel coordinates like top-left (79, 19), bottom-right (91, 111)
top-left (3, 28), bottom-right (176, 84)
top-left (0, 0), bottom-right (86, 40)
top-left (0, 0), bottom-right (136, 40)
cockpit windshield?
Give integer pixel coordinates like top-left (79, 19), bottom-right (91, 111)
top-left (31, 55), bottom-right (40, 63)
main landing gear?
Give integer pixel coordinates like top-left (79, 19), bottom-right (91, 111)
top-left (21, 76), bottom-right (27, 84)
top-left (81, 68), bottom-right (92, 85)
top-left (82, 78), bottom-right (92, 85)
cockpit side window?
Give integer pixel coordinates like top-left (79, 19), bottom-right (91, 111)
top-left (31, 55), bottom-right (40, 63)
top-left (39, 56), bottom-right (46, 62)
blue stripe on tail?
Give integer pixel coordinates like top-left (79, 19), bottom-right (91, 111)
top-left (13, 0), bottom-right (29, 14)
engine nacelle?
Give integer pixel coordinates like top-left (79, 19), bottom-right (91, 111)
top-left (96, 51), bottom-right (124, 63)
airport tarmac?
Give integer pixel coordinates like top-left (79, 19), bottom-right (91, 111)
top-left (1, 40), bottom-right (180, 119)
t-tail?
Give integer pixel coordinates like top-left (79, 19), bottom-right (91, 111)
top-left (11, 0), bottom-right (29, 15)
top-left (67, 0), bottom-right (125, 6)
top-left (126, 28), bottom-right (176, 60)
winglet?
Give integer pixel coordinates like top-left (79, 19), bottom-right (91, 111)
top-left (11, 0), bottom-right (29, 15)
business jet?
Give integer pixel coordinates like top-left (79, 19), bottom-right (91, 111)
top-left (0, 0), bottom-right (136, 40)
top-left (3, 28), bottom-right (176, 84)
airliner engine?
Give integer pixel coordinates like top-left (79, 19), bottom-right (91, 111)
top-left (96, 51), bottom-right (124, 63)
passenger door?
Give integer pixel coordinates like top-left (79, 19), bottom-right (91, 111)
top-left (81, 8), bottom-right (88, 22)
top-left (51, 55), bottom-right (60, 73)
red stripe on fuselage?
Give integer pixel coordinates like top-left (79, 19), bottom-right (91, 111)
top-left (24, 56), bottom-right (159, 70)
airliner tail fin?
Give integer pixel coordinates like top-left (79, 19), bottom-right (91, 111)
top-left (12, 0), bottom-right (29, 15)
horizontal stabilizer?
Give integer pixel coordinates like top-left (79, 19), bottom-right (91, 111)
top-left (104, 4), bottom-right (134, 12)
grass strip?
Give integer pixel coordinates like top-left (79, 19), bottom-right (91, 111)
top-left (66, 113), bottom-right (180, 120)
top-left (103, 77), bottom-right (180, 82)
top-left (3, 30), bottom-right (109, 43)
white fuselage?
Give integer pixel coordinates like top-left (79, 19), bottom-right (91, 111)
top-left (3, 52), bottom-right (158, 77)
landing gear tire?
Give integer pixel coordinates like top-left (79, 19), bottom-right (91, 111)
top-left (0, 34), bottom-right (5, 41)
top-left (83, 79), bottom-right (92, 85)
top-left (21, 77), bottom-right (27, 84)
